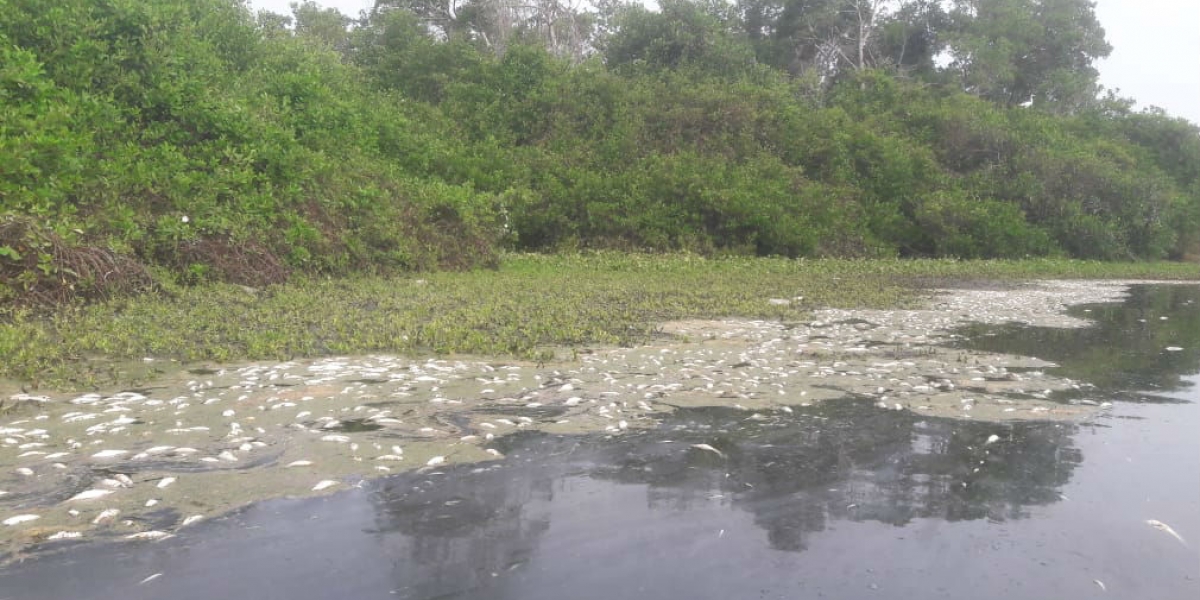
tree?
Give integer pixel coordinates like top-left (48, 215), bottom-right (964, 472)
top-left (604, 0), bottom-right (756, 76)
top-left (945, 0), bottom-right (1111, 111)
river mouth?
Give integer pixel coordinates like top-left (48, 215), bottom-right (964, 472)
top-left (1, 282), bottom-right (1197, 599)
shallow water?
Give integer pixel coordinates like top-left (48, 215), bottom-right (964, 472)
top-left (1, 285), bottom-right (1198, 599)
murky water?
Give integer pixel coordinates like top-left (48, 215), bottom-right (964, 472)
top-left (1, 285), bottom-right (1198, 599)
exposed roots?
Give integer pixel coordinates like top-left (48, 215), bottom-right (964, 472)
top-left (0, 216), bottom-right (152, 308)
top-left (172, 237), bottom-right (291, 286)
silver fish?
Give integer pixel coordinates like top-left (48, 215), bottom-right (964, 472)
top-left (1146, 519), bottom-right (1188, 547)
top-left (690, 444), bottom-right (725, 458)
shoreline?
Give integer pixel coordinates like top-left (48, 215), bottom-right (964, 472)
top-left (1, 278), bottom-right (1194, 561)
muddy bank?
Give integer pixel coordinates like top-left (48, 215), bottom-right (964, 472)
top-left (0, 279), bottom-right (1189, 560)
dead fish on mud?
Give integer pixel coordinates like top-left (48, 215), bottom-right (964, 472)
top-left (66, 489), bottom-right (113, 502)
top-left (1146, 519), bottom-right (1188, 547)
top-left (125, 531), bottom-right (173, 541)
top-left (3, 514), bottom-right (40, 526)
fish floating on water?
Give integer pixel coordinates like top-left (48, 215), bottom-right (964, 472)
top-left (285, 460), bottom-right (313, 468)
top-left (426, 456), bottom-right (446, 467)
top-left (1146, 519), bottom-right (1188, 547)
top-left (985, 434), bottom-right (1000, 445)
top-left (312, 480), bottom-right (338, 491)
top-left (3, 514), bottom-right (40, 526)
top-left (690, 444), bottom-right (725, 458)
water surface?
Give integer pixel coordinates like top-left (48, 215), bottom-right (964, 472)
top-left (2, 285), bottom-right (1197, 600)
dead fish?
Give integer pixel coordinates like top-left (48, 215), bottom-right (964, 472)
top-left (217, 450), bottom-right (239, 462)
top-left (985, 434), bottom-right (1000, 445)
top-left (145, 499), bottom-right (159, 507)
top-left (157, 477), bottom-right (176, 489)
top-left (1094, 579), bottom-right (1106, 592)
top-left (15, 467), bottom-right (34, 476)
top-left (139, 573), bottom-right (163, 585)
top-left (426, 456), bottom-right (446, 467)
top-left (374, 455), bottom-right (404, 461)
top-left (125, 531), bottom-right (172, 541)
top-left (180, 515), bottom-right (203, 527)
top-left (67, 489), bottom-right (113, 502)
top-left (92, 449), bottom-right (129, 459)
top-left (690, 444), bottom-right (725, 458)
top-left (3, 514), bottom-right (40, 526)
top-left (320, 435), bottom-right (351, 443)
top-left (285, 460), bottom-right (313, 468)
top-left (93, 509), bottom-right (120, 524)
top-left (312, 480), bottom-right (338, 491)
top-left (48, 531), bottom-right (82, 540)
top-left (1146, 519), bottom-right (1188, 547)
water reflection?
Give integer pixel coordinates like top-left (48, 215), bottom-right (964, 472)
top-left (957, 284), bottom-right (1200, 394)
top-left (364, 398), bottom-right (1081, 598)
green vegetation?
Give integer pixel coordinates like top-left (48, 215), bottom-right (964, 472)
top-left (1, 0), bottom-right (1199, 308)
top-left (2, 254), bottom-right (1197, 389)
top-left (2, 1), bottom-right (1199, 385)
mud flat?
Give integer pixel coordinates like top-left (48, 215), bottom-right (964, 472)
top-left (0, 279), bottom-right (1182, 560)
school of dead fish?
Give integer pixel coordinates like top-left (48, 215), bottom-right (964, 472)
top-left (0, 279), bottom-right (1192, 568)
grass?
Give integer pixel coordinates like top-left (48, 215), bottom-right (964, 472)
top-left (2, 254), bottom-right (1197, 390)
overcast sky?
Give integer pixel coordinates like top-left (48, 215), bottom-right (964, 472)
top-left (248, 0), bottom-right (1200, 125)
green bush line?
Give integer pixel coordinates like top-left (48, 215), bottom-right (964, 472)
top-left (3, 0), bottom-right (1200, 308)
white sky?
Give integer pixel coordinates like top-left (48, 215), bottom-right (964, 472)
top-left (248, 0), bottom-right (1200, 125)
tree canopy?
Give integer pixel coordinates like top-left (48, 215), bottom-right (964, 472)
top-left (1, 0), bottom-right (1197, 301)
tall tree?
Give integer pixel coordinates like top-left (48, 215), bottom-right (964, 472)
top-left (945, 0), bottom-right (1111, 110)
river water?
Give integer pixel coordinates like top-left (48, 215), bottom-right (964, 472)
top-left (2, 284), bottom-right (1198, 599)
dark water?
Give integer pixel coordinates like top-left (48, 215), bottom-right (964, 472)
top-left (3, 285), bottom-right (1199, 600)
